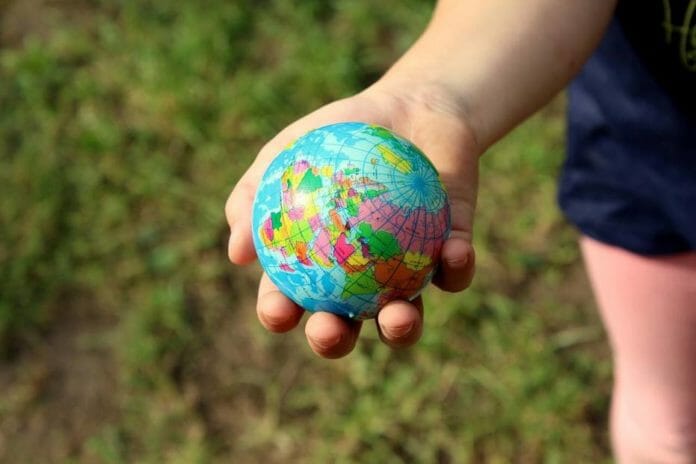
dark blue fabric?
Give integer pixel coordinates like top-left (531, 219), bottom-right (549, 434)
top-left (560, 2), bottom-right (696, 255)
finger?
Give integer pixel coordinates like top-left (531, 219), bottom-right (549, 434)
top-left (432, 231), bottom-right (476, 292)
top-left (305, 312), bottom-right (362, 359)
top-left (256, 273), bottom-right (304, 333)
top-left (376, 296), bottom-right (424, 348)
top-left (226, 176), bottom-right (259, 265)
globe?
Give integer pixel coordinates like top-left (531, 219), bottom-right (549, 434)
top-left (251, 122), bottom-right (451, 320)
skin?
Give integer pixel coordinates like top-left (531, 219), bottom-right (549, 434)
top-left (226, 0), bottom-right (618, 359)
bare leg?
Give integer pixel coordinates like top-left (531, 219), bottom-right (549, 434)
top-left (581, 237), bottom-right (696, 463)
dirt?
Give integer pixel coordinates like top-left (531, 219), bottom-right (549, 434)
top-left (0, 294), bottom-right (119, 463)
top-left (0, 0), bottom-right (95, 47)
top-left (0, 3), bottom-right (120, 461)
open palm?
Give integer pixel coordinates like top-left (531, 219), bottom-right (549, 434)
top-left (226, 84), bottom-right (480, 358)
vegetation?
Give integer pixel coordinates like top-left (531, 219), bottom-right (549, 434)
top-left (0, 1), bottom-right (612, 462)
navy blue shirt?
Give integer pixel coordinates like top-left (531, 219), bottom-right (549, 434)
top-left (559, 0), bottom-right (696, 254)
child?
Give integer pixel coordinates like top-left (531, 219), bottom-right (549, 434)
top-left (226, 1), bottom-right (696, 461)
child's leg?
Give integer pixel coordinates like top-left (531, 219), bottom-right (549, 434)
top-left (581, 236), bottom-right (696, 463)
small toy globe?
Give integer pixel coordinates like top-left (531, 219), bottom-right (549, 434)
top-left (251, 122), bottom-right (451, 320)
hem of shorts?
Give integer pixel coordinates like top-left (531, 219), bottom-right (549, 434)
top-left (564, 220), bottom-right (693, 257)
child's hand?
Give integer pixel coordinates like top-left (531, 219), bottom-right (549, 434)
top-left (225, 82), bottom-right (480, 358)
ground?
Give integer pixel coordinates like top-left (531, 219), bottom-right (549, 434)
top-left (0, 1), bottom-right (613, 462)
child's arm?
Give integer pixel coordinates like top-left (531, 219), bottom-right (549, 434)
top-left (377, 0), bottom-right (617, 150)
top-left (226, 0), bottom-right (617, 359)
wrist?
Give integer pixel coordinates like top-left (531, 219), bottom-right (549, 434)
top-left (363, 76), bottom-right (484, 158)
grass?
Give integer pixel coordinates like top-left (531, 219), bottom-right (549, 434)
top-left (0, 1), bottom-right (612, 462)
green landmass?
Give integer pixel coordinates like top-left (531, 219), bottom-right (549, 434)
top-left (271, 211), bottom-right (283, 230)
top-left (346, 196), bottom-right (361, 217)
top-left (368, 124), bottom-right (399, 144)
top-left (342, 269), bottom-right (380, 297)
top-left (297, 168), bottom-right (323, 192)
top-left (358, 223), bottom-right (403, 260)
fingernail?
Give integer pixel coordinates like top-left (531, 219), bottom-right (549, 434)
top-left (443, 238), bottom-right (470, 267)
top-left (309, 333), bottom-right (343, 350)
top-left (382, 322), bottom-right (415, 339)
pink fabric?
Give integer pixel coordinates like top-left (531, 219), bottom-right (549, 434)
top-left (581, 236), bottom-right (696, 462)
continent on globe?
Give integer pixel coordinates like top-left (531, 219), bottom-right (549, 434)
top-left (252, 122), bottom-right (451, 320)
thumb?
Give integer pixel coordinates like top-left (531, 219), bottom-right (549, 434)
top-left (226, 172), bottom-right (259, 265)
top-left (432, 161), bottom-right (478, 293)
top-left (399, 113), bottom-right (480, 292)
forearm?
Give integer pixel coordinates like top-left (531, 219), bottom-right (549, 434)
top-left (377, 0), bottom-right (617, 151)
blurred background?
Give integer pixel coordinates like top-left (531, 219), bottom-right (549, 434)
top-left (0, 0), bottom-right (613, 462)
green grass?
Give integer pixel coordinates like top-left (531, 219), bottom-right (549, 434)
top-left (0, 1), bottom-right (612, 462)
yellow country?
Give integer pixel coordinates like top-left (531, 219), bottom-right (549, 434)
top-left (377, 145), bottom-right (412, 174)
top-left (403, 251), bottom-right (432, 271)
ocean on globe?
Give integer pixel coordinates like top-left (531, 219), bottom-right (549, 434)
top-left (251, 122), bottom-right (451, 320)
